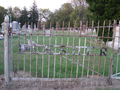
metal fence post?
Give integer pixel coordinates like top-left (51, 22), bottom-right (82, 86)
top-left (108, 20), bottom-right (117, 85)
top-left (4, 15), bottom-right (10, 88)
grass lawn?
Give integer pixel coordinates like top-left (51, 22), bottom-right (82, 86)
top-left (0, 30), bottom-right (119, 78)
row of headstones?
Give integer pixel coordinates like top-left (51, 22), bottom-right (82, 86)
top-left (1, 21), bottom-right (20, 32)
top-left (23, 24), bottom-right (37, 31)
top-left (0, 21), bottom-right (20, 39)
top-left (1, 21), bottom-right (39, 32)
top-left (69, 27), bottom-right (96, 32)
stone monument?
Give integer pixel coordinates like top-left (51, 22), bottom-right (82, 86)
top-left (93, 28), bottom-right (96, 33)
top-left (28, 25), bottom-right (31, 30)
top-left (12, 21), bottom-right (18, 32)
top-left (34, 24), bottom-right (37, 30)
top-left (22, 25), bottom-right (25, 31)
top-left (107, 24), bottom-right (120, 50)
top-left (10, 22), bottom-right (12, 28)
top-left (45, 30), bottom-right (50, 37)
top-left (88, 28), bottom-right (91, 32)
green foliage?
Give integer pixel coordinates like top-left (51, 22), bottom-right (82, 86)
top-left (19, 7), bottom-right (28, 27)
top-left (29, 0), bottom-right (38, 27)
top-left (40, 9), bottom-right (52, 29)
top-left (55, 3), bottom-right (74, 27)
top-left (7, 7), bottom-right (17, 22)
top-left (13, 7), bottom-right (21, 21)
top-left (86, 0), bottom-right (120, 42)
top-left (0, 6), bottom-right (7, 27)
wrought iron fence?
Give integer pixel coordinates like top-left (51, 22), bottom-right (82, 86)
top-left (2, 15), bottom-right (120, 89)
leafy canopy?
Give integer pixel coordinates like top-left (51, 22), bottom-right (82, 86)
top-left (86, 0), bottom-right (120, 42)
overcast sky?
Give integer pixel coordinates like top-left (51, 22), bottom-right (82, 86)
top-left (0, 0), bottom-right (71, 11)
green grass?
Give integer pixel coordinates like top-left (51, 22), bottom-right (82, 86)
top-left (0, 31), bottom-right (119, 79)
top-left (96, 88), bottom-right (120, 90)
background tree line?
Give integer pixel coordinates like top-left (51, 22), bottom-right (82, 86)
top-left (0, 0), bottom-right (91, 28)
top-left (1, 0), bottom-right (120, 42)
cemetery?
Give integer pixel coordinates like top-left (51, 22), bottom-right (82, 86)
top-left (0, 0), bottom-right (120, 89)
top-left (0, 17), bottom-right (120, 89)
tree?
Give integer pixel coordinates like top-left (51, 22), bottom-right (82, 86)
top-left (54, 3), bottom-right (73, 27)
top-left (39, 9), bottom-right (52, 28)
top-left (71, 0), bottom-right (89, 25)
top-left (70, 6), bottom-right (91, 27)
top-left (19, 6), bottom-right (28, 27)
top-left (13, 7), bottom-right (21, 21)
top-left (29, 0), bottom-right (38, 27)
top-left (0, 6), bottom-right (7, 27)
top-left (7, 7), bottom-right (16, 22)
top-left (86, 0), bottom-right (120, 42)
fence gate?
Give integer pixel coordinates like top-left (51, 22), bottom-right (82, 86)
top-left (111, 24), bottom-right (120, 79)
top-left (2, 15), bottom-right (119, 89)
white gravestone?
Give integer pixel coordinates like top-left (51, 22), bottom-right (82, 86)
top-left (75, 30), bottom-right (77, 32)
top-left (52, 27), bottom-right (54, 30)
top-left (88, 28), bottom-right (91, 32)
top-left (10, 22), bottom-right (12, 28)
top-left (107, 24), bottom-right (120, 50)
top-left (34, 24), bottom-right (37, 30)
top-left (12, 21), bottom-right (18, 32)
top-left (70, 28), bottom-right (72, 31)
top-left (28, 25), bottom-right (31, 30)
top-left (93, 28), bottom-right (96, 32)
top-left (45, 30), bottom-right (50, 37)
top-left (22, 25), bottom-right (25, 31)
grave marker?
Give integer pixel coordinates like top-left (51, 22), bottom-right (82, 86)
top-left (107, 23), bottom-right (120, 50)
top-left (12, 21), bottom-right (18, 32)
top-left (45, 30), bottom-right (50, 37)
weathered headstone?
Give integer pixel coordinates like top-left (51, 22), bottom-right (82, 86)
top-left (75, 30), bottom-right (77, 32)
top-left (12, 21), bottom-right (18, 32)
top-left (22, 25), bottom-right (25, 31)
top-left (107, 24), bottom-right (120, 50)
top-left (70, 28), bottom-right (72, 31)
top-left (28, 25), bottom-right (31, 30)
top-left (10, 22), bottom-right (12, 28)
top-left (52, 27), bottom-right (54, 30)
top-left (93, 28), bottom-right (96, 33)
top-left (45, 30), bottom-right (50, 37)
top-left (34, 24), bottom-right (37, 30)
top-left (88, 28), bottom-right (91, 32)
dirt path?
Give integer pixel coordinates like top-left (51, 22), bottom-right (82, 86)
top-left (1, 74), bottom-right (120, 90)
